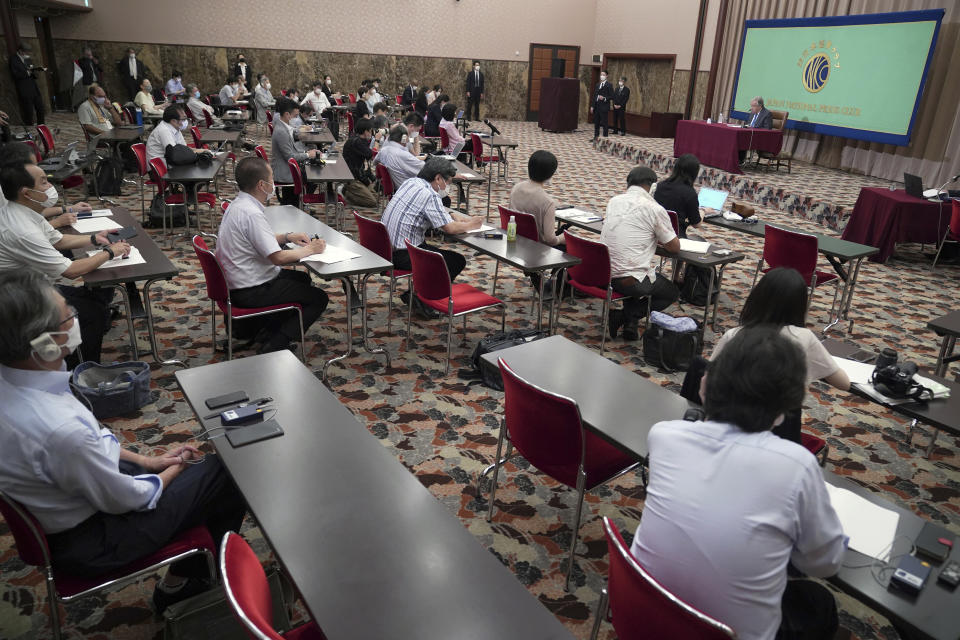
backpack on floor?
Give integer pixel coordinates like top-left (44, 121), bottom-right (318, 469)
top-left (642, 315), bottom-right (702, 373)
top-left (147, 193), bottom-right (187, 228)
top-left (90, 156), bottom-right (124, 196)
top-left (470, 329), bottom-right (548, 390)
top-left (679, 263), bottom-right (719, 307)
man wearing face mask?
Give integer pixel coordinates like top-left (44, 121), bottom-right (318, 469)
top-left (465, 60), bottom-right (484, 121)
top-left (134, 77), bottom-right (167, 116)
top-left (611, 76), bottom-right (630, 136)
top-left (78, 84), bottom-right (121, 137)
top-left (270, 97), bottom-right (318, 206)
top-left (374, 124), bottom-right (425, 189)
top-left (0, 269), bottom-right (248, 615)
top-left (216, 157), bottom-right (329, 354)
top-left (145, 106), bottom-right (195, 164)
top-left (0, 162), bottom-right (130, 365)
top-left (165, 71), bottom-right (186, 101)
top-left (218, 75), bottom-right (242, 107)
top-left (117, 48), bottom-right (146, 102)
top-left (381, 157), bottom-right (481, 284)
top-left (300, 80), bottom-right (332, 121)
top-left (10, 43), bottom-right (47, 126)
top-left (233, 53), bottom-right (253, 92)
top-left (185, 83), bottom-right (218, 125)
top-left (591, 70), bottom-right (614, 141)
top-left (254, 75), bottom-right (275, 126)
top-left (401, 81), bottom-right (418, 108)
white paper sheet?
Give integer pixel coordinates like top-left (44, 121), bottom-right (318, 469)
top-left (835, 356), bottom-right (951, 403)
top-left (84, 209), bottom-right (114, 217)
top-left (556, 208), bottom-right (602, 222)
top-left (86, 246), bottom-right (146, 269)
top-left (72, 217), bottom-right (119, 233)
top-left (679, 239), bottom-right (710, 253)
top-left (464, 224), bottom-right (496, 233)
top-left (824, 483), bottom-right (899, 561)
top-left (300, 244), bottom-right (360, 264)
top-left (460, 172), bottom-right (477, 178)
top-left (832, 356), bottom-right (877, 386)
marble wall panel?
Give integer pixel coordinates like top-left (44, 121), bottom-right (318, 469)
top-left (605, 58), bottom-right (674, 116)
top-left (668, 70), bottom-right (710, 118)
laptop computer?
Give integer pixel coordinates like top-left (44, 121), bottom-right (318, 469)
top-left (75, 135), bottom-right (101, 162)
top-left (903, 172), bottom-right (925, 199)
top-left (456, 109), bottom-right (464, 120)
top-left (698, 187), bottom-right (729, 211)
top-left (38, 141), bottom-right (79, 171)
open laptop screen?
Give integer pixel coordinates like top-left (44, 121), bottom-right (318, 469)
top-left (698, 187), bottom-right (729, 210)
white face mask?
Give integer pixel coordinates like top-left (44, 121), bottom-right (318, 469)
top-left (37, 322), bottom-right (82, 359)
top-left (436, 179), bottom-right (449, 198)
top-left (315, 88), bottom-right (322, 95)
top-left (94, 96), bottom-right (106, 105)
top-left (129, 54), bottom-right (136, 59)
top-left (474, 66), bottom-right (480, 72)
top-left (260, 181), bottom-right (275, 203)
top-left (412, 86), bottom-right (418, 91)
top-left (144, 84), bottom-right (152, 92)
top-left (265, 82), bottom-right (271, 90)
top-left (618, 82), bottom-right (624, 87)
top-left (600, 75), bottom-right (607, 82)
top-left (326, 78), bottom-right (331, 85)
top-left (409, 131), bottom-right (419, 140)
top-left (179, 120), bottom-right (189, 131)
top-left (27, 185), bottom-right (59, 208)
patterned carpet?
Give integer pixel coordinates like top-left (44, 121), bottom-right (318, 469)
top-left (1, 113), bottom-right (958, 640)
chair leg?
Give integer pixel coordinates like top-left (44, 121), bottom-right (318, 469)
top-left (46, 578), bottom-right (63, 640)
top-left (751, 258), bottom-right (763, 289)
top-left (387, 275), bottom-right (396, 334)
top-left (226, 311), bottom-right (233, 361)
top-left (296, 308), bottom-right (306, 363)
top-left (589, 586), bottom-right (610, 640)
top-left (500, 304), bottom-right (506, 332)
top-left (564, 469), bottom-right (588, 592)
top-left (445, 310), bottom-right (454, 375)
top-left (487, 427), bottom-right (507, 521)
top-left (210, 301), bottom-right (217, 353)
top-left (404, 288), bottom-right (415, 350)
top-left (491, 261), bottom-right (500, 296)
top-left (599, 292), bottom-right (610, 353)
top-left (931, 227), bottom-right (951, 271)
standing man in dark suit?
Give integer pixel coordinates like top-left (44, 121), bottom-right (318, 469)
top-left (611, 76), bottom-right (630, 136)
top-left (78, 47), bottom-right (102, 91)
top-left (401, 80), bottom-right (418, 108)
top-left (465, 60), bottom-right (484, 121)
top-left (116, 48), bottom-right (146, 102)
top-left (9, 43), bottom-right (46, 125)
top-left (233, 53), bottom-right (253, 92)
top-left (591, 70), bottom-right (613, 140)
top-left (739, 96), bottom-right (773, 164)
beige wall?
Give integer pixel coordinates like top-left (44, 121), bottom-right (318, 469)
top-left (593, 0), bottom-right (719, 71)
top-left (50, 0), bottom-right (598, 64)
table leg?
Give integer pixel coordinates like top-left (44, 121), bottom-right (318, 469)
top-left (485, 163), bottom-right (493, 221)
top-left (710, 264), bottom-right (728, 329)
top-left (702, 267), bottom-right (716, 337)
top-left (321, 275), bottom-right (389, 381)
top-left (143, 277), bottom-right (187, 368)
top-left (358, 273), bottom-right (390, 368)
top-left (924, 427), bottom-right (940, 458)
top-left (935, 336), bottom-right (951, 377)
top-left (110, 283), bottom-right (139, 360)
top-left (536, 270), bottom-right (546, 332)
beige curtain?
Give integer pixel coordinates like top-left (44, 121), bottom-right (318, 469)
top-left (711, 0), bottom-right (960, 186)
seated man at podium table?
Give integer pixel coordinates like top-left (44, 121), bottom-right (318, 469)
top-left (740, 96), bottom-right (773, 164)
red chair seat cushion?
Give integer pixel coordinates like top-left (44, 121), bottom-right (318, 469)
top-left (418, 283), bottom-right (501, 315)
top-left (800, 433), bottom-right (825, 456)
top-left (388, 269), bottom-right (412, 278)
top-left (567, 279), bottom-right (625, 301)
top-left (217, 301), bottom-right (303, 317)
top-left (164, 192), bottom-right (217, 207)
top-left (62, 176), bottom-right (85, 189)
top-left (302, 193), bottom-right (325, 204)
top-left (581, 432), bottom-right (640, 490)
top-left (53, 526), bottom-right (214, 597)
top-left (760, 267), bottom-right (838, 286)
top-left (282, 622), bottom-right (327, 640)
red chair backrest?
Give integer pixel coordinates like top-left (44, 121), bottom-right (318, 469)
top-left (497, 205), bottom-right (539, 242)
top-left (25, 140), bottom-right (42, 163)
top-left (563, 231), bottom-right (613, 289)
top-left (665, 210), bottom-right (680, 236)
top-left (267, 122), bottom-right (273, 135)
top-left (221, 532), bottom-right (285, 640)
top-left (265, 109), bottom-right (273, 123)
top-left (345, 111), bottom-right (355, 135)
top-left (334, 96), bottom-right (343, 106)
top-left (348, 92), bottom-right (356, 103)
top-left (36, 124), bottom-right (54, 154)
top-left (190, 126), bottom-right (203, 148)
top-left (405, 240), bottom-right (451, 301)
top-left (192, 235), bottom-right (230, 304)
top-left (602, 517), bottom-right (736, 639)
top-left (951, 199), bottom-right (960, 236)
top-left (131, 142), bottom-right (148, 177)
top-left (0, 492), bottom-right (50, 568)
top-left (354, 211), bottom-right (393, 262)
top-left (203, 108), bottom-right (214, 128)
top-left (375, 164), bottom-right (395, 198)
top-left (439, 127), bottom-right (450, 152)
top-left (254, 145), bottom-right (268, 163)
top-left (498, 358), bottom-right (586, 488)
top-left (762, 226), bottom-right (819, 285)
top-left (395, 94), bottom-right (402, 105)
top-left (470, 133), bottom-right (486, 159)
top-left (287, 158), bottom-right (305, 196)
top-left (148, 157), bottom-right (170, 193)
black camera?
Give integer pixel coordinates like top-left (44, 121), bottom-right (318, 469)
top-left (871, 356), bottom-right (931, 401)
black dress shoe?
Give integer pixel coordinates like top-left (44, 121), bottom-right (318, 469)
top-left (608, 310), bottom-right (624, 340)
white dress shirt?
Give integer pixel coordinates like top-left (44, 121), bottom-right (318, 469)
top-left (145, 120), bottom-right (186, 164)
top-left (600, 185), bottom-right (676, 283)
top-left (301, 90), bottom-right (330, 114)
top-left (128, 56), bottom-right (137, 79)
top-left (0, 365), bottom-right (162, 534)
top-left (714, 325), bottom-right (841, 384)
top-left (215, 191), bottom-right (282, 290)
top-left (0, 201), bottom-right (71, 280)
top-left (630, 419), bottom-right (845, 640)
top-left (219, 84), bottom-right (237, 106)
top-left (374, 140), bottom-right (424, 187)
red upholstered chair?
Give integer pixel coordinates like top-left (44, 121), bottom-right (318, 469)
top-left (265, 109), bottom-right (273, 124)
top-left (491, 204), bottom-right (543, 301)
top-left (395, 94), bottom-right (402, 105)
top-left (202, 108), bottom-right (215, 128)
top-left (590, 516), bottom-right (736, 640)
top-left (288, 158), bottom-right (322, 211)
top-left (559, 231), bottom-right (649, 352)
top-left (267, 122), bottom-right (274, 135)
top-left (0, 490), bottom-right (216, 640)
top-left (25, 139), bottom-right (43, 163)
top-left (192, 235), bottom-right (305, 362)
top-left (334, 96), bottom-right (343, 106)
top-left (490, 359), bottom-right (642, 591)
top-left (403, 240), bottom-right (505, 374)
top-left (470, 133), bottom-right (499, 175)
top-left (254, 144), bottom-right (269, 163)
top-left (131, 143), bottom-right (158, 222)
top-left (665, 209), bottom-right (680, 236)
top-left (348, 92), bottom-right (356, 104)
top-left (190, 125), bottom-right (210, 150)
top-left (751, 226), bottom-right (839, 323)
top-left (353, 211), bottom-right (411, 333)
top-left (220, 532), bottom-right (326, 640)
top-left (374, 163), bottom-right (395, 212)
top-left (149, 158), bottom-right (219, 236)
top-left (345, 111), bottom-right (355, 136)
top-left (438, 127), bottom-right (450, 154)
top-left (37, 125), bottom-right (85, 190)
top-left (932, 199), bottom-right (960, 270)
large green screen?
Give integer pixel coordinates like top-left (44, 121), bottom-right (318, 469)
top-left (729, 10), bottom-right (943, 145)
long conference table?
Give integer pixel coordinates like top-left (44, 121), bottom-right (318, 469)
top-left (674, 120), bottom-right (784, 174)
top-left (481, 335), bottom-right (960, 640)
top-left (175, 350), bottom-right (573, 640)
top-left (841, 187), bottom-right (951, 263)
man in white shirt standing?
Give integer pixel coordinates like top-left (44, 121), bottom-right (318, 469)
top-left (145, 105), bottom-right (193, 164)
top-left (0, 269), bottom-right (247, 615)
top-left (216, 157), bottom-right (329, 354)
top-left (599, 166), bottom-right (679, 340)
top-left (631, 325), bottom-right (846, 640)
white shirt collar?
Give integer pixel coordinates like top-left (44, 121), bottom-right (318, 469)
top-left (0, 363), bottom-right (71, 395)
top-left (235, 190), bottom-right (265, 212)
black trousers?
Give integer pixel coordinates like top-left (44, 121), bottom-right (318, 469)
top-left (610, 273), bottom-right (679, 329)
top-left (47, 455), bottom-right (246, 578)
top-left (18, 90), bottom-right (45, 125)
top-left (392, 243), bottom-right (466, 282)
top-left (58, 284), bottom-right (114, 366)
top-left (776, 579), bottom-right (839, 639)
top-left (593, 106), bottom-right (609, 138)
top-left (466, 95), bottom-right (481, 120)
top-left (230, 270), bottom-right (329, 350)
top-left (612, 106), bottom-right (626, 134)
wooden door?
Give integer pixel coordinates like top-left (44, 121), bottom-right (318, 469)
top-left (527, 43), bottom-right (580, 121)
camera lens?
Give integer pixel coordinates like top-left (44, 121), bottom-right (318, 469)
top-left (875, 347), bottom-right (897, 371)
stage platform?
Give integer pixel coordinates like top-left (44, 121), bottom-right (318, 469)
top-left (593, 134), bottom-right (895, 232)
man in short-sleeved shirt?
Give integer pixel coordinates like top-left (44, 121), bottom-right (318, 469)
top-left (374, 125), bottom-right (424, 188)
top-left (599, 166), bottom-right (680, 340)
top-left (215, 157), bottom-right (329, 353)
top-left (146, 105), bottom-right (191, 164)
top-left (380, 157), bottom-right (481, 282)
top-left (77, 84), bottom-right (119, 136)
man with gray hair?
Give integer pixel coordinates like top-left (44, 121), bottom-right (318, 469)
top-left (381, 157), bottom-right (481, 282)
top-left (185, 83), bottom-right (217, 124)
top-left (0, 269), bottom-right (247, 614)
top-left (374, 124), bottom-right (425, 188)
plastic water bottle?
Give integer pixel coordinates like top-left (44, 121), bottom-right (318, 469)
top-left (135, 106), bottom-right (143, 126)
top-left (718, 112), bottom-right (724, 124)
top-left (506, 216), bottom-right (517, 242)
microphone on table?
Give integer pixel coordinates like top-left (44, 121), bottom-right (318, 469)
top-left (483, 119), bottom-right (501, 135)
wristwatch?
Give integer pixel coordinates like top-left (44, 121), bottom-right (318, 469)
top-left (101, 246), bottom-right (115, 259)
top-left (90, 233), bottom-right (101, 246)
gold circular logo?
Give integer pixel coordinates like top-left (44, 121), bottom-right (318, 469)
top-left (802, 53), bottom-right (830, 93)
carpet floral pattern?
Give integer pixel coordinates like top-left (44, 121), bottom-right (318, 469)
top-left (1, 114), bottom-right (958, 640)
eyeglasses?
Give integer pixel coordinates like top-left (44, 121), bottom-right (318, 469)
top-left (59, 305), bottom-right (79, 326)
